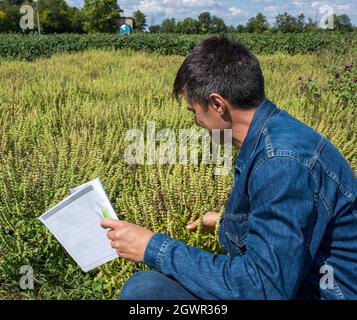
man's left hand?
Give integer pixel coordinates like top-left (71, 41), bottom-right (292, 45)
top-left (101, 218), bottom-right (154, 263)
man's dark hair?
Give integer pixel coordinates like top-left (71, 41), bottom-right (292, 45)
top-left (173, 34), bottom-right (265, 109)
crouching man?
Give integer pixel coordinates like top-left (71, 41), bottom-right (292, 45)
top-left (102, 35), bottom-right (357, 300)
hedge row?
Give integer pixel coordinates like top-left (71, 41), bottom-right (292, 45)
top-left (0, 32), bottom-right (356, 61)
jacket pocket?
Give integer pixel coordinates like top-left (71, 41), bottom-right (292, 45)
top-left (219, 212), bottom-right (249, 256)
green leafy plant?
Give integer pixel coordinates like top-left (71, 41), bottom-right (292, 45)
top-left (298, 75), bottom-right (321, 103)
top-left (327, 64), bottom-right (357, 107)
top-left (0, 31), bottom-right (355, 61)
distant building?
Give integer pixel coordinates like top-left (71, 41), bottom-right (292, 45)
top-left (115, 17), bottom-right (135, 34)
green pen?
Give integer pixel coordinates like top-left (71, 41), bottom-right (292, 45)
top-left (101, 209), bottom-right (110, 218)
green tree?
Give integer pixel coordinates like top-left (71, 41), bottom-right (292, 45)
top-left (149, 24), bottom-right (160, 33)
top-left (297, 13), bottom-right (305, 31)
top-left (334, 14), bottom-right (353, 32)
top-left (0, 10), bottom-right (7, 32)
top-left (177, 17), bottom-right (199, 34)
top-left (0, 0), bottom-right (86, 33)
top-left (227, 25), bottom-right (237, 33)
top-left (160, 18), bottom-right (175, 33)
top-left (83, 0), bottom-right (122, 33)
top-left (198, 11), bottom-right (211, 34)
top-left (0, 0), bottom-right (22, 32)
top-left (305, 17), bottom-right (317, 32)
top-left (246, 12), bottom-right (269, 33)
top-left (133, 9), bottom-right (147, 32)
top-left (210, 15), bottom-right (226, 33)
top-left (37, 0), bottom-right (72, 33)
top-left (275, 12), bottom-right (302, 33)
top-left (236, 24), bottom-right (246, 33)
top-left (68, 7), bottom-right (85, 33)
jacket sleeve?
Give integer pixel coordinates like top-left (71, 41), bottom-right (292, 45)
top-left (143, 157), bottom-right (321, 299)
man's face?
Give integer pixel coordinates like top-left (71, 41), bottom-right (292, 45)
top-left (186, 100), bottom-right (232, 133)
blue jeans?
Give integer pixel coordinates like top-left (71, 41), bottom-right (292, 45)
top-left (120, 270), bottom-right (200, 300)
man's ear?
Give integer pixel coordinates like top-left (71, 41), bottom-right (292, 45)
top-left (209, 93), bottom-right (227, 115)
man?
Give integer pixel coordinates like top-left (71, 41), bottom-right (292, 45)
top-left (102, 35), bottom-right (357, 300)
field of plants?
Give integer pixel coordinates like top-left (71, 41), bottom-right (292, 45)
top-left (0, 31), bottom-right (356, 61)
top-left (0, 33), bottom-right (356, 299)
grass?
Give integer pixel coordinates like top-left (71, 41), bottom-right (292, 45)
top-left (0, 48), bottom-right (355, 299)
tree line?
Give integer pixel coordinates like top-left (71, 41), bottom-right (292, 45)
top-left (0, 0), bottom-right (132, 33)
top-left (151, 12), bottom-right (355, 34)
top-left (0, 0), bottom-right (355, 34)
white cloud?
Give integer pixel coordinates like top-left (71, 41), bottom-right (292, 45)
top-left (334, 4), bottom-right (352, 12)
top-left (251, 0), bottom-right (273, 3)
top-left (129, 0), bottom-right (222, 17)
top-left (133, 1), bottom-right (167, 15)
top-left (263, 4), bottom-right (281, 13)
top-left (228, 6), bottom-right (244, 17)
top-left (181, 0), bottom-right (218, 8)
top-left (293, 1), bottom-right (304, 8)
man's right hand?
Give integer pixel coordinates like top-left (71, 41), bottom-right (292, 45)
top-left (186, 211), bottom-right (219, 234)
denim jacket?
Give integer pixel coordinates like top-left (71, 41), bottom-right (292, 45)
top-left (144, 99), bottom-right (357, 300)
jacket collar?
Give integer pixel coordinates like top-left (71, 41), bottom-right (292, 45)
top-left (234, 99), bottom-right (278, 174)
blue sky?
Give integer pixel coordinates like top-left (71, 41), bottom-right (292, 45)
top-left (66, 0), bottom-right (357, 26)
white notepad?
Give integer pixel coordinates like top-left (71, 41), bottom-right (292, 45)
top-left (39, 178), bottom-right (118, 272)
